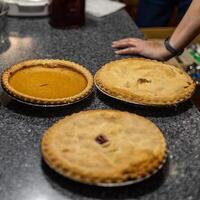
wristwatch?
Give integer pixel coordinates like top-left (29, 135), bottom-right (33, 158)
top-left (164, 37), bottom-right (184, 56)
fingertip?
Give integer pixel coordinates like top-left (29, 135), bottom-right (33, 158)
top-left (115, 50), bottom-right (125, 55)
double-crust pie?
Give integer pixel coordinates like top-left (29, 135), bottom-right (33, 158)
top-left (95, 58), bottom-right (195, 105)
top-left (1, 59), bottom-right (93, 105)
top-left (41, 110), bottom-right (167, 184)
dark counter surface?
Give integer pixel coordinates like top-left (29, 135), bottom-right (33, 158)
top-left (0, 11), bottom-right (200, 200)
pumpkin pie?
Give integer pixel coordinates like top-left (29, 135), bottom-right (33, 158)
top-left (1, 59), bottom-right (93, 105)
top-left (95, 58), bottom-right (195, 105)
top-left (41, 110), bottom-right (167, 185)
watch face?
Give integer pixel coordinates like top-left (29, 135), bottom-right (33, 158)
top-left (186, 63), bottom-right (200, 85)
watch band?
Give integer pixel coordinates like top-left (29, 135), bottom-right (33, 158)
top-left (164, 37), bottom-right (184, 56)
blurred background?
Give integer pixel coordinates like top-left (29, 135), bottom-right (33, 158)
top-left (120, 0), bottom-right (200, 70)
top-left (120, 0), bottom-right (200, 42)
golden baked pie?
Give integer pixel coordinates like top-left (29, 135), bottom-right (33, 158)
top-left (95, 58), bottom-right (195, 105)
top-left (1, 59), bottom-right (93, 104)
top-left (41, 110), bottom-right (167, 184)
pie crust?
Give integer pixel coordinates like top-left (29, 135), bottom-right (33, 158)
top-left (41, 110), bottom-right (167, 184)
top-left (95, 58), bottom-right (195, 106)
top-left (1, 59), bottom-right (93, 105)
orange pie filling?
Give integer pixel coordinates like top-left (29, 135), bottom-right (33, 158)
top-left (9, 65), bottom-right (87, 99)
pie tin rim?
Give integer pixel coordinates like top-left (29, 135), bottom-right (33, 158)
top-left (94, 79), bottom-right (189, 107)
top-left (1, 85), bottom-right (93, 108)
top-left (43, 151), bottom-right (168, 187)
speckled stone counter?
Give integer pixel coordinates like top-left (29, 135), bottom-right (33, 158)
top-left (0, 10), bottom-right (200, 200)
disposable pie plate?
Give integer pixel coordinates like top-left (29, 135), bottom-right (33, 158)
top-left (1, 59), bottom-right (94, 107)
top-left (95, 80), bottom-right (147, 106)
top-left (41, 109), bottom-right (168, 187)
top-left (95, 152), bottom-right (167, 187)
top-left (43, 149), bottom-right (167, 187)
top-left (94, 78), bottom-right (191, 107)
top-left (1, 85), bottom-right (93, 108)
top-left (94, 58), bottom-right (196, 107)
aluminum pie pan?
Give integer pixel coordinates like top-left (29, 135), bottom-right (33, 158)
top-left (1, 85), bottom-right (93, 108)
top-left (96, 154), bottom-right (167, 187)
top-left (44, 151), bottom-right (167, 187)
top-left (94, 79), bottom-right (190, 107)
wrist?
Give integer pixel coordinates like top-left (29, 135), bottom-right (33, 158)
top-left (157, 41), bottom-right (174, 61)
top-left (164, 37), bottom-right (184, 57)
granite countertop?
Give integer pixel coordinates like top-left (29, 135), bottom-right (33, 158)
top-left (0, 10), bottom-right (200, 200)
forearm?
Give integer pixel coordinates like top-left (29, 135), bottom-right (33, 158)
top-left (112, 0), bottom-right (200, 60)
top-left (170, 0), bottom-right (200, 50)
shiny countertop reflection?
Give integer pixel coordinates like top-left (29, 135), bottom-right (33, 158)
top-left (0, 11), bottom-right (200, 200)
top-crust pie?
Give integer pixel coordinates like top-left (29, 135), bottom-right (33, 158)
top-left (41, 110), bottom-right (167, 185)
top-left (95, 58), bottom-right (195, 105)
top-left (1, 59), bottom-right (93, 105)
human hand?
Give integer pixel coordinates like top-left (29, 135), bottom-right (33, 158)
top-left (112, 38), bottom-right (173, 61)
